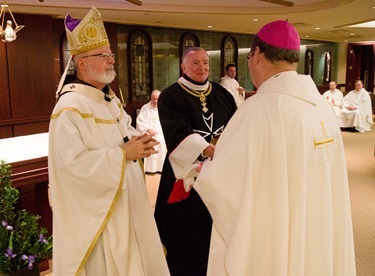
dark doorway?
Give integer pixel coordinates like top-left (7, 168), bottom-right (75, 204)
top-left (346, 43), bottom-right (374, 92)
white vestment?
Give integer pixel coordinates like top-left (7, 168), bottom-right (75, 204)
top-left (194, 71), bottom-right (356, 276)
top-left (220, 75), bottom-right (245, 107)
top-left (49, 84), bottom-right (169, 276)
top-left (338, 88), bottom-right (373, 132)
top-left (136, 102), bottom-right (167, 173)
top-left (322, 88), bottom-right (343, 117)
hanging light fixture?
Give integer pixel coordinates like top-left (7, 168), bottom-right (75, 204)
top-left (0, 3), bottom-right (25, 42)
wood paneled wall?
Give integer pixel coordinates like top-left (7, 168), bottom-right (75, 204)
top-left (0, 30), bottom-right (12, 137)
top-left (0, 14), bottom-right (119, 139)
top-left (0, 14), bottom-right (56, 138)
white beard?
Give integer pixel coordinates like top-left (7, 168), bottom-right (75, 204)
top-left (87, 66), bottom-right (116, 84)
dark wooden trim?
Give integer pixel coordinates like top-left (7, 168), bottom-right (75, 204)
top-left (0, 115), bottom-right (50, 127)
top-left (317, 85), bottom-right (329, 95)
top-left (10, 157), bottom-right (48, 188)
top-left (9, 157), bottom-right (52, 234)
top-left (346, 42), bottom-right (375, 92)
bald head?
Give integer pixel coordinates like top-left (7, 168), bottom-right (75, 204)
top-left (150, 90), bottom-right (161, 108)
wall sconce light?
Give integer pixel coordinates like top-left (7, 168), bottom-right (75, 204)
top-left (0, 4), bottom-right (25, 42)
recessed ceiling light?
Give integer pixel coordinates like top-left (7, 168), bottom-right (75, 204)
top-left (208, 25), bottom-right (212, 28)
top-left (315, 27), bottom-right (320, 30)
top-left (252, 19), bottom-right (259, 22)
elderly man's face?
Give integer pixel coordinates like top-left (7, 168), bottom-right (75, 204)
top-left (150, 93), bottom-right (160, 108)
top-left (80, 46), bottom-right (116, 85)
top-left (181, 50), bottom-right (209, 83)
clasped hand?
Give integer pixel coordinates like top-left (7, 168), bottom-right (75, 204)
top-left (122, 133), bottom-right (160, 161)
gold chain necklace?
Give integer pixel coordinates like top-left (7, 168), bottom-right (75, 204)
top-left (178, 81), bottom-right (212, 113)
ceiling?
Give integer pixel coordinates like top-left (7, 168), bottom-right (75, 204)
top-left (6, 0), bottom-right (375, 43)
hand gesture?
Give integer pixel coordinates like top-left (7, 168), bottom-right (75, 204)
top-left (147, 129), bottom-right (158, 136)
top-left (121, 133), bottom-right (160, 161)
top-left (238, 87), bottom-right (245, 95)
top-left (202, 143), bottom-right (215, 159)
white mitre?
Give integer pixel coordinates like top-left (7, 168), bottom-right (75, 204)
top-left (55, 6), bottom-right (110, 96)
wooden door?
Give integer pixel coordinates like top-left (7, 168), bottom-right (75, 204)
top-left (346, 43), bottom-right (374, 92)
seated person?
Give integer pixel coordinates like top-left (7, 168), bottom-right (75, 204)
top-left (338, 80), bottom-right (373, 132)
top-left (322, 81), bottom-right (343, 117)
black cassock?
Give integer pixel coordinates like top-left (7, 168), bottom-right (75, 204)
top-left (155, 80), bottom-right (237, 276)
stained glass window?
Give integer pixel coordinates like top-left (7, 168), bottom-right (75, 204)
top-left (128, 29), bottom-right (152, 102)
top-left (324, 51), bottom-right (332, 84)
top-left (179, 31), bottom-right (200, 74)
top-left (305, 49), bottom-right (314, 77)
top-left (221, 35), bottom-right (238, 78)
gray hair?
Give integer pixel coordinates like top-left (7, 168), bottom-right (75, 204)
top-left (250, 34), bottom-right (299, 64)
top-left (151, 89), bottom-right (161, 96)
top-left (181, 47), bottom-right (207, 63)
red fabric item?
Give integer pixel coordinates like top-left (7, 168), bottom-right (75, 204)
top-left (167, 179), bottom-right (191, 203)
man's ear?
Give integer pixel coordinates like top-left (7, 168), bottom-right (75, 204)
top-left (180, 63), bottom-right (185, 72)
top-left (251, 47), bottom-right (261, 64)
top-left (253, 47), bottom-right (267, 69)
top-left (76, 58), bottom-right (86, 71)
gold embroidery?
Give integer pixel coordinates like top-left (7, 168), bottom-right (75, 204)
top-left (75, 151), bottom-right (127, 275)
top-left (50, 107), bottom-right (93, 120)
top-left (314, 122), bottom-right (334, 161)
top-left (178, 81), bottom-right (212, 113)
top-left (94, 116), bottom-right (121, 124)
top-left (50, 107), bottom-right (122, 124)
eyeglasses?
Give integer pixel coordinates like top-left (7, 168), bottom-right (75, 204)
top-left (81, 53), bottom-right (115, 60)
top-left (246, 52), bottom-right (251, 60)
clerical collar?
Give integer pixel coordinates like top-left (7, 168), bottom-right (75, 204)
top-left (71, 78), bottom-right (111, 101)
top-left (182, 74), bottom-right (208, 86)
top-left (179, 75), bottom-right (209, 91)
top-left (178, 77), bottom-right (212, 113)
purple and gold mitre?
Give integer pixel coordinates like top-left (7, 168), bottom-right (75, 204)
top-left (64, 6), bottom-right (110, 55)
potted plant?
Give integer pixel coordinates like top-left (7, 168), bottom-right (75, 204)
top-left (0, 161), bottom-right (52, 275)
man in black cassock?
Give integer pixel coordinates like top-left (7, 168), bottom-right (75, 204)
top-left (154, 47), bottom-right (237, 275)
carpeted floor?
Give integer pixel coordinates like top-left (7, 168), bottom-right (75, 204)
top-left (145, 127), bottom-right (375, 275)
top-left (40, 127), bottom-right (374, 275)
top-left (145, 173), bottom-right (161, 212)
top-left (341, 127), bottom-right (375, 276)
